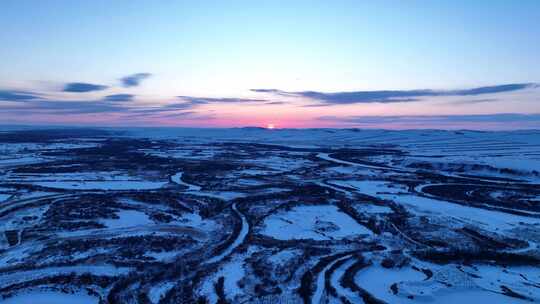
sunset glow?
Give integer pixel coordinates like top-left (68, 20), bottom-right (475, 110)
top-left (0, 1), bottom-right (539, 129)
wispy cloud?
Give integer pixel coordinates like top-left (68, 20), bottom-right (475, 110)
top-left (63, 82), bottom-right (108, 93)
top-left (0, 90), bottom-right (41, 101)
top-left (252, 83), bottom-right (536, 105)
top-left (264, 101), bottom-right (287, 105)
top-left (148, 95), bottom-right (270, 112)
top-left (0, 88), bottom-right (130, 115)
top-left (0, 89), bottom-right (212, 118)
top-left (176, 96), bottom-right (267, 104)
top-left (2, 80), bottom-right (538, 129)
top-left (117, 95), bottom-right (268, 119)
top-left (120, 73), bottom-right (152, 87)
top-left (448, 98), bottom-right (499, 105)
top-left (0, 100), bottom-right (125, 115)
top-left (103, 94), bottom-right (135, 102)
top-left (250, 89), bottom-right (289, 94)
top-left (0, 98), bottom-right (206, 120)
top-left (318, 113), bottom-right (540, 126)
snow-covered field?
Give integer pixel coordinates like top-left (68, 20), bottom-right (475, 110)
top-left (1, 127), bottom-right (539, 303)
top-left (261, 205), bottom-right (373, 240)
top-left (0, 291), bottom-right (98, 304)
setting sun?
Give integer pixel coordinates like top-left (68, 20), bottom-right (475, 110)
top-left (267, 123), bottom-right (275, 129)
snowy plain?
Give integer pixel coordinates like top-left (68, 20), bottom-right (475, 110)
top-left (0, 127), bottom-right (539, 303)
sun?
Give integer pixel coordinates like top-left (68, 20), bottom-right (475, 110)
top-left (266, 123), bottom-right (275, 129)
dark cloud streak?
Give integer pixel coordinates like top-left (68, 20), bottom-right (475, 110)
top-left (252, 83), bottom-right (535, 105)
top-left (176, 96), bottom-right (267, 104)
top-left (103, 94), bottom-right (135, 102)
top-left (63, 82), bottom-right (108, 93)
top-left (0, 90), bottom-right (41, 101)
top-left (121, 73), bottom-right (152, 87)
top-left (449, 98), bottom-right (498, 105)
top-left (318, 113), bottom-right (540, 124)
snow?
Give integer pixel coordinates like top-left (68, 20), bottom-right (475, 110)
top-left (171, 172), bottom-right (201, 191)
top-left (312, 255), bottom-right (352, 304)
top-left (0, 291), bottom-right (98, 304)
top-left (1, 128), bottom-right (539, 303)
top-left (220, 260), bottom-right (246, 300)
top-left (5, 171), bottom-right (169, 190)
top-left (0, 243), bottom-right (43, 267)
top-left (7, 171), bottom-right (134, 181)
top-left (0, 194), bottom-right (11, 202)
top-left (317, 153), bottom-right (361, 166)
top-left (236, 169), bottom-right (275, 176)
top-left (261, 205), bottom-right (372, 240)
top-left (0, 156), bottom-right (45, 166)
top-left (204, 203), bottom-right (248, 264)
top-left (0, 265), bottom-right (132, 287)
top-left (338, 180), bottom-right (539, 232)
top-left (5, 191), bottom-right (57, 201)
top-left (354, 265), bottom-right (426, 303)
top-left (330, 258), bottom-right (364, 303)
top-left (233, 178), bottom-right (265, 186)
top-left (100, 210), bottom-right (153, 229)
top-left (430, 289), bottom-right (530, 304)
top-left (174, 212), bottom-right (218, 233)
top-left (141, 147), bottom-right (221, 160)
top-left (144, 251), bottom-right (179, 261)
top-left (354, 203), bottom-right (393, 214)
top-left (473, 155), bottom-right (540, 173)
top-left (465, 264), bottom-right (540, 300)
top-left (148, 282), bottom-right (175, 304)
top-left (200, 280), bottom-right (218, 304)
top-left (257, 187), bottom-right (290, 194)
top-left (396, 194), bottom-right (538, 231)
top-left (327, 165), bottom-right (374, 175)
top-left (200, 258), bottom-right (246, 303)
top-left (190, 191), bottom-right (246, 201)
top-left (267, 249), bottom-right (302, 267)
top-left (31, 180), bottom-right (167, 190)
top-left (1, 205), bottom-right (49, 231)
top-left (328, 180), bottom-right (407, 197)
top-left (367, 258), bottom-right (540, 303)
top-left (247, 155), bottom-right (313, 172)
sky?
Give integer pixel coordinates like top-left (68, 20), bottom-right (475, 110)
top-left (1, 0), bottom-right (539, 129)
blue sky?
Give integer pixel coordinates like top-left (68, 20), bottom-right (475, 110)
top-left (1, 1), bottom-right (539, 129)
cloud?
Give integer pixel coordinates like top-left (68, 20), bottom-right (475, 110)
top-left (250, 89), bottom-right (290, 94)
top-left (264, 101), bottom-right (287, 105)
top-left (120, 73), bottom-right (152, 87)
top-left (125, 109), bottom-right (195, 118)
top-left (155, 111), bottom-right (215, 120)
top-left (152, 111), bottom-right (198, 118)
top-left (448, 98), bottom-right (498, 105)
top-left (454, 84), bottom-right (535, 95)
top-left (318, 113), bottom-right (540, 126)
top-left (119, 95), bottom-right (265, 118)
top-left (0, 100), bottom-right (125, 115)
top-left (103, 94), bottom-right (135, 102)
top-left (0, 89), bottom-right (259, 121)
top-left (163, 102), bottom-right (201, 110)
top-left (125, 108), bottom-right (215, 121)
top-left (63, 82), bottom-right (108, 93)
top-left (0, 90), bottom-right (41, 101)
top-left (252, 83), bottom-right (536, 105)
top-left (141, 95), bottom-right (271, 114)
top-left (0, 91), bottom-right (129, 114)
top-left (126, 103), bottom-right (198, 116)
top-left (176, 96), bottom-right (267, 104)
